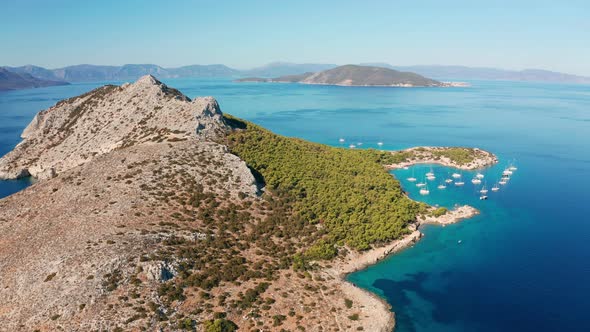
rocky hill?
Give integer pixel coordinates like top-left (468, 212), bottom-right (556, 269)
top-left (0, 75), bottom-right (457, 331)
top-left (0, 67), bottom-right (69, 91)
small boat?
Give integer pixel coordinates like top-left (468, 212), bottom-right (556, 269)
top-left (476, 173), bottom-right (485, 179)
top-left (407, 169), bottom-right (417, 182)
top-left (452, 173), bottom-right (461, 179)
top-left (416, 182), bottom-right (426, 188)
top-left (480, 185), bottom-right (488, 194)
top-left (509, 166), bottom-right (517, 171)
top-left (403, 166), bottom-right (409, 170)
top-left (426, 168), bottom-right (434, 177)
top-left (445, 178), bottom-right (453, 184)
top-left (339, 138), bottom-right (345, 143)
top-left (502, 169), bottom-right (513, 176)
top-left (357, 142), bottom-right (363, 146)
top-left (471, 178), bottom-right (482, 185)
top-left (491, 183), bottom-right (500, 192)
top-left (499, 180), bottom-right (507, 185)
top-left (427, 175), bottom-right (436, 181)
top-left (349, 144), bottom-right (356, 149)
top-left (419, 187), bottom-right (430, 195)
top-left (437, 183), bottom-right (447, 189)
top-left (455, 180), bottom-right (465, 186)
top-left (480, 195), bottom-right (488, 200)
top-left (458, 240), bottom-right (462, 244)
top-left (377, 142), bottom-right (384, 147)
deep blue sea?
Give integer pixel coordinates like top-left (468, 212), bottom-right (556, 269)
top-left (1, 79), bottom-right (589, 331)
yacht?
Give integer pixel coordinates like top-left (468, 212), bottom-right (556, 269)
top-left (377, 141), bottom-right (384, 147)
top-left (339, 138), bottom-right (345, 143)
top-left (455, 179), bottom-right (465, 186)
top-left (416, 181), bottom-right (426, 188)
top-left (407, 169), bottom-right (417, 182)
top-left (403, 166), bottom-right (409, 170)
top-left (426, 168), bottom-right (434, 177)
top-left (445, 178), bottom-right (453, 184)
top-left (437, 183), bottom-right (447, 189)
top-left (480, 185), bottom-right (488, 194)
top-left (471, 177), bottom-right (482, 185)
top-left (452, 173), bottom-right (461, 179)
top-left (480, 195), bottom-right (488, 200)
top-left (499, 179), bottom-right (507, 185)
top-left (476, 173), bottom-right (485, 179)
top-left (509, 166), bottom-right (518, 171)
top-left (419, 186), bottom-right (430, 195)
top-left (502, 169), bottom-right (513, 176)
top-left (349, 144), bottom-right (356, 149)
top-left (427, 175), bottom-right (436, 181)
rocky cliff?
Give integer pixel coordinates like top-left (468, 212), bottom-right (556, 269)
top-left (0, 75), bottom-right (227, 180)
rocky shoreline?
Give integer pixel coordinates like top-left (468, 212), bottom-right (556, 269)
top-left (385, 146), bottom-right (498, 170)
top-left (322, 205), bottom-right (479, 331)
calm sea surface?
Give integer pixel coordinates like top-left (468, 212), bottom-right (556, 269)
top-left (1, 78), bottom-right (589, 331)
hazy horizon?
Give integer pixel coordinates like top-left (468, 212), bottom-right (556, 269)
top-left (2, 0), bottom-right (589, 76)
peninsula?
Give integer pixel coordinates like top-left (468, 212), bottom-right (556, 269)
top-left (385, 146), bottom-right (498, 170)
top-left (0, 76), bottom-right (491, 331)
top-left (235, 65), bottom-right (465, 87)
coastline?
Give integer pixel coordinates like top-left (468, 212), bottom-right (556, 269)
top-left (384, 146), bottom-right (498, 170)
top-left (319, 205), bottom-right (478, 331)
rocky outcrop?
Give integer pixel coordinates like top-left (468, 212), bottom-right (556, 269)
top-left (0, 75), bottom-right (228, 180)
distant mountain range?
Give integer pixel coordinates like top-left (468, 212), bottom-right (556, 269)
top-left (237, 65), bottom-right (445, 87)
top-left (0, 68), bottom-right (69, 91)
top-left (2, 62), bottom-right (590, 88)
top-left (361, 63), bottom-right (590, 84)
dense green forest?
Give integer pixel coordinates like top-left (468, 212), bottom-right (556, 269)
top-left (224, 115), bottom-right (425, 256)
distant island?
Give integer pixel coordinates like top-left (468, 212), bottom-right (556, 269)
top-left (0, 68), bottom-right (69, 91)
top-left (236, 65), bottom-right (466, 87)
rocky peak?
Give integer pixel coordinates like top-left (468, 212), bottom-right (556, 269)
top-left (0, 76), bottom-right (229, 180)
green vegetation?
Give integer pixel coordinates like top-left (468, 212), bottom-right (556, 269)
top-left (225, 115), bottom-right (425, 252)
top-left (432, 148), bottom-right (477, 165)
top-left (345, 298), bottom-right (353, 308)
top-left (203, 318), bottom-right (238, 332)
top-left (432, 207), bottom-right (448, 217)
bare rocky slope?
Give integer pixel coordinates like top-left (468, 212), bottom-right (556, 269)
top-left (1, 75), bottom-right (415, 331)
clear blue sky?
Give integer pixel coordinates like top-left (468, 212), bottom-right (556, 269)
top-left (2, 0), bottom-right (589, 75)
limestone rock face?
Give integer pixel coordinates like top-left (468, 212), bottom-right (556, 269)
top-left (0, 75), bottom-right (228, 180)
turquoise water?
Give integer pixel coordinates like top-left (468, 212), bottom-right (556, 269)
top-left (1, 79), bottom-right (589, 331)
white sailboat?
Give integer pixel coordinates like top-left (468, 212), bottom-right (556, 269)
top-left (416, 181), bottom-right (426, 188)
top-left (471, 177), bottom-right (482, 185)
top-left (407, 169), bottom-right (417, 182)
top-left (499, 179), bottom-right (507, 185)
top-left (452, 173), bottom-right (461, 179)
top-left (476, 172), bottom-right (485, 179)
top-left (502, 169), bottom-right (513, 176)
top-left (445, 178), bottom-right (453, 184)
top-left (349, 144), bottom-right (356, 149)
top-left (339, 138), bottom-right (345, 143)
top-left (419, 186), bottom-right (430, 195)
top-left (480, 184), bottom-right (488, 194)
top-left (491, 182), bottom-right (500, 192)
top-left (377, 141), bottom-right (384, 147)
top-left (426, 167), bottom-right (434, 177)
top-left (480, 195), bottom-right (488, 200)
top-left (455, 179), bottom-right (465, 186)
top-left (437, 183), bottom-right (447, 189)
top-left (427, 174), bottom-right (436, 181)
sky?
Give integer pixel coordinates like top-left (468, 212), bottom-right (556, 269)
top-left (2, 0), bottom-right (590, 75)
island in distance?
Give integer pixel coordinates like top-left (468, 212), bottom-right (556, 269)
top-left (236, 64), bottom-right (469, 87)
top-left (0, 67), bottom-right (69, 91)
